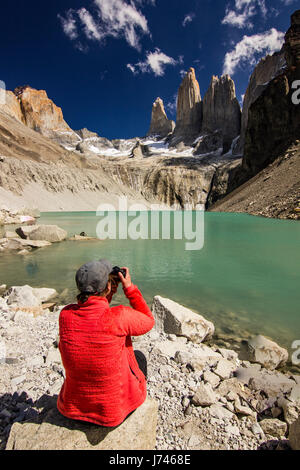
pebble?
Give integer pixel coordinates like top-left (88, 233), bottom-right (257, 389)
top-left (11, 375), bottom-right (26, 387)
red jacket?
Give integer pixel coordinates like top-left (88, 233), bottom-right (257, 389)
top-left (57, 284), bottom-right (155, 427)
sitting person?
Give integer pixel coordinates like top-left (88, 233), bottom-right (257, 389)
top-left (57, 259), bottom-right (155, 427)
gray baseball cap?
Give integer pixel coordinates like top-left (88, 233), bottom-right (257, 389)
top-left (75, 259), bottom-right (113, 294)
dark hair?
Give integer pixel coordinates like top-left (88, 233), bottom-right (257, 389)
top-left (77, 274), bottom-right (117, 304)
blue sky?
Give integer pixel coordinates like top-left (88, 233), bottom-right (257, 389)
top-left (0, 0), bottom-right (297, 139)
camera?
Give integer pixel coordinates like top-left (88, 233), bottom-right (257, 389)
top-left (111, 266), bottom-right (127, 280)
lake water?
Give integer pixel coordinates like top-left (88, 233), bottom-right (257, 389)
top-left (0, 211), bottom-right (299, 354)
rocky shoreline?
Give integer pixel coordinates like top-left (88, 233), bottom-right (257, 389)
top-left (0, 286), bottom-right (299, 450)
top-left (0, 212), bottom-right (101, 255)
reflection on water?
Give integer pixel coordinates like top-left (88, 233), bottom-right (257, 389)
top-left (0, 212), bottom-right (299, 352)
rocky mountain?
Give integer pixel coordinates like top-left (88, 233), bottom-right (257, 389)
top-left (0, 10), bottom-right (298, 217)
top-left (202, 75), bottom-right (241, 153)
top-left (11, 86), bottom-right (81, 149)
top-left (242, 10), bottom-right (300, 176)
top-left (147, 98), bottom-right (175, 138)
top-left (209, 141), bottom-right (300, 220)
top-left (166, 68), bottom-right (241, 157)
top-left (208, 10), bottom-right (300, 218)
top-left (284, 9), bottom-right (300, 68)
top-left (169, 68), bottom-right (203, 146)
top-left (234, 51), bottom-right (286, 156)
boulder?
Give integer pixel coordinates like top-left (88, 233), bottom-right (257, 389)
top-left (259, 418), bottom-right (287, 439)
top-left (203, 371), bottom-right (221, 388)
top-left (4, 231), bottom-right (19, 239)
top-left (214, 359), bottom-right (236, 380)
top-left (20, 239), bottom-right (51, 249)
top-left (235, 366), bottom-right (294, 398)
top-left (217, 378), bottom-right (252, 402)
top-left (152, 296), bottom-right (215, 343)
top-left (289, 384), bottom-right (300, 403)
top-left (6, 286), bottom-right (41, 308)
top-left (233, 399), bottom-right (257, 418)
top-left (191, 383), bottom-right (218, 407)
top-left (239, 335), bottom-right (288, 370)
top-left (32, 288), bottom-right (57, 303)
top-left (289, 416), bottom-right (300, 450)
top-left (6, 398), bottom-right (158, 450)
top-left (174, 346), bottom-right (221, 371)
top-left (208, 404), bottom-right (234, 421)
top-left (6, 285), bottom-right (57, 308)
top-left (277, 397), bottom-right (300, 426)
top-left (16, 225), bottom-right (67, 243)
top-left (147, 97), bottom-right (175, 138)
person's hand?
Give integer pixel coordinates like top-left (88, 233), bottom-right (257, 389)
top-left (118, 267), bottom-right (132, 289)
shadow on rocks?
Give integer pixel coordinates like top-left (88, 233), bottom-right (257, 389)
top-left (0, 391), bottom-right (117, 449)
top-left (257, 439), bottom-right (291, 451)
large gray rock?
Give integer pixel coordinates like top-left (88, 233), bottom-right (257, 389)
top-left (259, 418), bottom-right (287, 439)
top-left (239, 335), bottom-right (289, 370)
top-left (152, 296), bottom-right (215, 343)
top-left (6, 286), bottom-right (42, 308)
top-left (173, 346), bottom-right (222, 371)
top-left (191, 383), bottom-right (218, 407)
top-left (289, 416), bottom-right (300, 450)
top-left (32, 287), bottom-right (58, 303)
top-left (202, 75), bottom-right (241, 153)
top-left (235, 366), bottom-right (295, 399)
top-left (277, 397), bottom-right (300, 426)
top-left (213, 358), bottom-right (236, 380)
top-left (147, 97), bottom-right (175, 138)
top-left (6, 398), bottom-right (158, 450)
top-left (16, 225), bottom-right (67, 243)
top-left (6, 285), bottom-right (57, 307)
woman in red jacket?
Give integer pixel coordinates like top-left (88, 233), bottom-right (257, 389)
top-left (57, 259), bottom-right (155, 427)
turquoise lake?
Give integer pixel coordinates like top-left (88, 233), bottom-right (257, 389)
top-left (0, 211), bottom-right (299, 353)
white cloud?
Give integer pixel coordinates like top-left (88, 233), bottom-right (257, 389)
top-left (127, 48), bottom-right (178, 76)
top-left (78, 8), bottom-right (103, 41)
top-left (165, 93), bottom-right (178, 116)
top-left (183, 13), bottom-right (195, 27)
top-left (222, 0), bottom-right (267, 29)
top-left (58, 0), bottom-right (154, 51)
top-left (58, 10), bottom-right (79, 40)
top-left (223, 28), bottom-right (285, 75)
